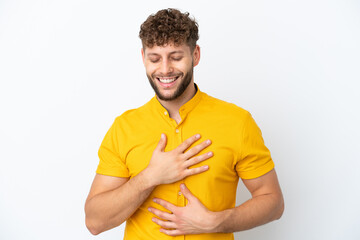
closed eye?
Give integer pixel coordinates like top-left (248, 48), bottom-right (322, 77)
top-left (149, 58), bottom-right (160, 63)
top-left (171, 57), bottom-right (183, 61)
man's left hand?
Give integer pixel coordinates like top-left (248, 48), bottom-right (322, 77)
top-left (148, 183), bottom-right (219, 236)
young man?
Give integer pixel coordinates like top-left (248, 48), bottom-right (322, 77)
top-left (85, 8), bottom-right (284, 239)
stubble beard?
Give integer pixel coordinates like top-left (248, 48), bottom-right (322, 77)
top-left (147, 67), bottom-right (193, 101)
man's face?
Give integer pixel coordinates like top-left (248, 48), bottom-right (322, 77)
top-left (142, 43), bottom-right (200, 101)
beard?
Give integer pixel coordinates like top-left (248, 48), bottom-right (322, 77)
top-left (147, 67), bottom-right (193, 101)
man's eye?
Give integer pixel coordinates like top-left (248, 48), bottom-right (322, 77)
top-left (171, 57), bottom-right (183, 61)
top-left (150, 59), bottom-right (159, 63)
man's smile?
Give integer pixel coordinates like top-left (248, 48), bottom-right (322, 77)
top-left (157, 76), bottom-right (180, 83)
top-left (153, 74), bottom-right (183, 89)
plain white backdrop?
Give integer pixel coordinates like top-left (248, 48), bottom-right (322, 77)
top-left (1, 0), bottom-right (359, 239)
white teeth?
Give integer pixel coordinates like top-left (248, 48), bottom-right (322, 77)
top-left (158, 77), bottom-right (176, 83)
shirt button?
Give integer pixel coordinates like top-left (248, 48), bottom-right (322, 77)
top-left (164, 111), bottom-right (167, 115)
top-left (178, 191), bottom-right (182, 196)
top-left (175, 129), bottom-right (179, 133)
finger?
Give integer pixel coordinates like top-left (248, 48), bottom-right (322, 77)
top-left (179, 183), bottom-right (196, 203)
top-left (152, 217), bottom-right (177, 229)
top-left (175, 134), bottom-right (201, 153)
top-left (153, 198), bottom-right (177, 213)
top-left (148, 207), bottom-right (175, 221)
top-left (155, 133), bottom-right (167, 152)
top-left (160, 228), bottom-right (183, 236)
top-left (184, 165), bottom-right (209, 178)
top-left (183, 139), bottom-right (212, 159)
top-left (184, 151), bottom-right (213, 168)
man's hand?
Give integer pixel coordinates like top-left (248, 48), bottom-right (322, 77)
top-left (147, 170), bottom-right (284, 236)
top-left (145, 134), bottom-right (213, 186)
top-left (148, 183), bottom-right (219, 236)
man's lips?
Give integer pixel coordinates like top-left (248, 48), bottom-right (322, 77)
top-left (156, 76), bottom-right (180, 83)
top-left (153, 75), bottom-right (181, 88)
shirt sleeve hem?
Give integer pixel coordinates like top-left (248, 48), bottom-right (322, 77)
top-left (96, 169), bottom-right (130, 178)
top-left (238, 160), bottom-right (275, 180)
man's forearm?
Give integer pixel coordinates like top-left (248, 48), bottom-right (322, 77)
top-left (213, 192), bottom-right (284, 233)
top-left (85, 170), bottom-right (155, 235)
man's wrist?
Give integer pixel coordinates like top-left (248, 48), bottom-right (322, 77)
top-left (209, 209), bottom-right (233, 233)
top-left (139, 167), bottom-right (160, 189)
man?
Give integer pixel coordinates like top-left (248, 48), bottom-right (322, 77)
top-left (85, 8), bottom-right (284, 240)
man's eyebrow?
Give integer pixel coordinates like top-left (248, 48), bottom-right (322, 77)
top-left (169, 50), bottom-right (184, 55)
top-left (146, 53), bottom-right (160, 57)
top-left (146, 51), bottom-right (184, 57)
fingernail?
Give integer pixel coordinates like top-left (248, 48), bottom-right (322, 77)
top-left (161, 134), bottom-right (164, 139)
top-left (203, 165), bottom-right (209, 169)
top-left (180, 183), bottom-right (185, 189)
top-left (148, 207), bottom-right (152, 212)
top-left (208, 151), bottom-right (213, 156)
top-left (153, 199), bottom-right (157, 203)
top-left (195, 134), bottom-right (200, 139)
top-left (206, 140), bottom-right (211, 144)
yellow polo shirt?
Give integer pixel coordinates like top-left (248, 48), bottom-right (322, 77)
top-left (96, 85), bottom-right (274, 240)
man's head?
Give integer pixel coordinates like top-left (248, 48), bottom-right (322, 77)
top-left (139, 8), bottom-right (199, 52)
top-left (139, 9), bottom-right (200, 102)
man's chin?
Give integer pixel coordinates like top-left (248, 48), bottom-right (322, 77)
top-left (153, 81), bottom-right (180, 101)
top-left (156, 91), bottom-right (178, 101)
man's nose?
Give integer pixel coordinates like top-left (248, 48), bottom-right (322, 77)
top-left (159, 59), bottom-right (173, 75)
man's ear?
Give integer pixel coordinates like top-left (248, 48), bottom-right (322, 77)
top-left (141, 48), bottom-right (145, 65)
top-left (193, 45), bottom-right (200, 67)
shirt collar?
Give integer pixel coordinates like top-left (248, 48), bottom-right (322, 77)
top-left (150, 83), bottom-right (203, 118)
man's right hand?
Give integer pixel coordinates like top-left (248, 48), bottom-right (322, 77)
top-left (145, 133), bottom-right (213, 186)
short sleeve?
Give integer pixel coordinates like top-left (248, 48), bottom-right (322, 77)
top-left (236, 112), bottom-right (274, 179)
top-left (96, 118), bottom-right (130, 178)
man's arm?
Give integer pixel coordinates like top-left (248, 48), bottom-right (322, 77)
top-left (214, 169), bottom-right (284, 232)
top-left (149, 169), bottom-right (284, 235)
top-left (84, 133), bottom-right (213, 235)
top-left (85, 173), bottom-right (153, 235)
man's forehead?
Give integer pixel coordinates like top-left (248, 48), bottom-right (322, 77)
top-left (144, 43), bottom-right (191, 55)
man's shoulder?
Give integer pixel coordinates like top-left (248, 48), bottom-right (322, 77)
top-left (113, 98), bottom-right (154, 123)
top-left (201, 92), bottom-right (250, 118)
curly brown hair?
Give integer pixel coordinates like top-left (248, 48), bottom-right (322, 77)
top-left (139, 8), bottom-right (199, 51)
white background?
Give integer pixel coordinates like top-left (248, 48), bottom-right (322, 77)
top-left (1, 0), bottom-right (359, 239)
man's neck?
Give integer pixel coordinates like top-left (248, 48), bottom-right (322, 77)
top-left (157, 82), bottom-right (196, 124)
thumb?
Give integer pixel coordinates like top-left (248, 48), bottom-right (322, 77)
top-left (180, 184), bottom-right (196, 203)
top-left (156, 133), bottom-right (167, 152)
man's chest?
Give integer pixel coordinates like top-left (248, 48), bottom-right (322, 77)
top-left (122, 116), bottom-right (241, 180)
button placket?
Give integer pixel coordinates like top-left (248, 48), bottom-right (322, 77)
top-left (177, 186), bottom-right (185, 207)
top-left (175, 127), bottom-right (183, 149)
top-left (175, 117), bottom-right (185, 209)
